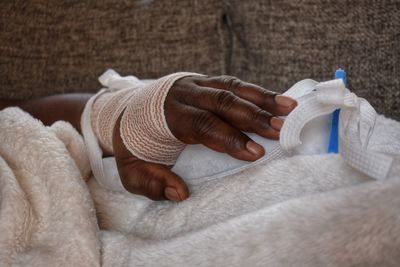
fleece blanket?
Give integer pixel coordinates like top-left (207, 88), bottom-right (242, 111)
top-left (1, 107), bottom-right (400, 266)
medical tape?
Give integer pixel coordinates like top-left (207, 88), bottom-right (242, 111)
top-left (280, 79), bottom-right (395, 180)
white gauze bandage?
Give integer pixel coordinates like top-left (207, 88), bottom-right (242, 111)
top-left (90, 70), bottom-right (203, 165)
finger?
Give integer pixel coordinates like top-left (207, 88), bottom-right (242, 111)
top-left (169, 103), bottom-right (266, 161)
top-left (117, 159), bottom-right (189, 202)
top-left (113, 113), bottom-right (189, 202)
top-left (195, 75), bottom-right (297, 116)
top-left (175, 86), bottom-right (283, 136)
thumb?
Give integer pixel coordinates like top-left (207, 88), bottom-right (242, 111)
top-left (113, 113), bottom-right (189, 201)
top-left (116, 159), bottom-right (189, 201)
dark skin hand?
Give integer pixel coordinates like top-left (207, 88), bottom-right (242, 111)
top-left (0, 75), bottom-right (297, 202)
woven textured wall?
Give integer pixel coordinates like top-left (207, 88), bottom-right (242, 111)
top-left (1, 0), bottom-right (399, 119)
top-left (227, 0), bottom-right (400, 119)
top-left (0, 0), bottom-right (226, 99)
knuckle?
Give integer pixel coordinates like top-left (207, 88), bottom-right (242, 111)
top-left (170, 79), bottom-right (198, 100)
top-left (214, 90), bottom-right (237, 113)
top-left (223, 133), bottom-right (243, 150)
top-left (261, 89), bottom-right (278, 101)
top-left (219, 75), bottom-right (242, 92)
top-left (252, 109), bottom-right (271, 122)
top-left (143, 177), bottom-right (164, 200)
top-left (119, 164), bottom-right (164, 200)
top-left (119, 167), bottom-right (142, 194)
top-left (192, 112), bottom-right (217, 139)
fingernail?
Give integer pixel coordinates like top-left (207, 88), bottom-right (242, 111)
top-left (275, 95), bottom-right (297, 108)
top-left (270, 117), bottom-right (284, 131)
top-left (246, 141), bottom-right (264, 156)
top-left (165, 187), bottom-right (182, 202)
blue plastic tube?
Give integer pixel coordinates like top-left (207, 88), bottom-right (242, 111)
top-left (327, 68), bottom-right (347, 153)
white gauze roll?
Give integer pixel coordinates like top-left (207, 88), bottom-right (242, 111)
top-left (91, 72), bottom-right (203, 165)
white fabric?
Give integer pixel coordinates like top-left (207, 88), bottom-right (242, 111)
top-left (2, 107), bottom-right (400, 266)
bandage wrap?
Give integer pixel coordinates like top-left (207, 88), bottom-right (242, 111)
top-left (91, 70), bottom-right (202, 165)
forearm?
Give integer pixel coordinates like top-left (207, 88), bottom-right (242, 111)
top-left (0, 94), bottom-right (92, 132)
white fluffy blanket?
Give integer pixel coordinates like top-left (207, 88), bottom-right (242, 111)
top-left (1, 107), bottom-right (400, 266)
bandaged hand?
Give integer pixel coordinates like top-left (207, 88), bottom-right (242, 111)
top-left (93, 74), bottom-right (297, 202)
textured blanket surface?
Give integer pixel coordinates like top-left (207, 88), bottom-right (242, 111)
top-left (1, 107), bottom-right (400, 266)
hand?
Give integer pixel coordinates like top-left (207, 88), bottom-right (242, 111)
top-left (112, 75), bottom-right (297, 202)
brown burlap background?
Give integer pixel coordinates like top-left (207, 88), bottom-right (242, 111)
top-left (0, 0), bottom-right (226, 98)
top-left (227, 0), bottom-right (400, 119)
top-left (1, 0), bottom-right (399, 119)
